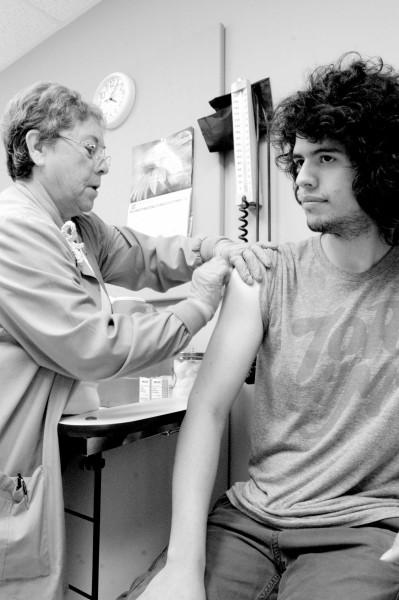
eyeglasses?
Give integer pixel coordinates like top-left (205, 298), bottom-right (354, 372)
top-left (57, 135), bottom-right (111, 167)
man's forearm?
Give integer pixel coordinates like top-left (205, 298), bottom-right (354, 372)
top-left (166, 404), bottom-right (227, 569)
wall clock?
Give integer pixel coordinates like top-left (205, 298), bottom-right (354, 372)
top-left (93, 72), bottom-right (136, 129)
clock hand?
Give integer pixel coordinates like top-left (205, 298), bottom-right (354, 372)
top-left (109, 80), bottom-right (120, 102)
top-left (103, 82), bottom-right (117, 104)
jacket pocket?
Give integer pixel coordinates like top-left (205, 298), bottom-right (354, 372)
top-left (0, 466), bottom-right (50, 581)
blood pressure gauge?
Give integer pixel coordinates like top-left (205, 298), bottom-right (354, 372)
top-left (231, 77), bottom-right (258, 206)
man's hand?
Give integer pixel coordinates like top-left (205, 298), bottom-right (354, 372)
top-left (213, 239), bottom-right (277, 284)
top-left (381, 532), bottom-right (399, 564)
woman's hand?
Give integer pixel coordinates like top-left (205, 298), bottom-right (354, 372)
top-left (188, 257), bottom-right (231, 320)
top-left (200, 236), bottom-right (278, 285)
top-left (213, 239), bottom-right (277, 284)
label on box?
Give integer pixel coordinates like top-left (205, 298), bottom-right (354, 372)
top-left (139, 377), bottom-right (151, 401)
top-left (151, 378), bottom-right (163, 400)
top-left (139, 376), bottom-right (173, 401)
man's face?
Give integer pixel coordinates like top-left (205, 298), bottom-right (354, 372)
top-left (292, 136), bottom-right (373, 238)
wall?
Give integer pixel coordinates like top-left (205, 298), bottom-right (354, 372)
top-left (0, 0), bottom-right (397, 246)
top-left (1, 0), bottom-right (399, 596)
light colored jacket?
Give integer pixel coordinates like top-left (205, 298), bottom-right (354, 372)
top-left (0, 180), bottom-right (209, 598)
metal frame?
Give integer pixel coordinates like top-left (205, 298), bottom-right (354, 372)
top-left (64, 453), bottom-right (105, 600)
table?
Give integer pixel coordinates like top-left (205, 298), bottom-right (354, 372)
top-left (58, 399), bottom-right (187, 600)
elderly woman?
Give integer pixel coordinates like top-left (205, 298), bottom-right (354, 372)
top-left (0, 81), bottom-right (272, 599)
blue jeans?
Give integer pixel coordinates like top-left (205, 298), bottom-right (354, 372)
top-left (118, 494), bottom-right (399, 599)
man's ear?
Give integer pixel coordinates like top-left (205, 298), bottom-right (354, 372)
top-left (25, 130), bottom-right (46, 166)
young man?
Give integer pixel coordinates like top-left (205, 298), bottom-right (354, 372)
top-left (119, 54), bottom-right (399, 600)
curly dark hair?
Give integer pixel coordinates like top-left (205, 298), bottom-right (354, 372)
top-left (270, 52), bottom-right (399, 244)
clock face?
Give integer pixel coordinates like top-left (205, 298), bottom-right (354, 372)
top-left (93, 73), bottom-right (136, 129)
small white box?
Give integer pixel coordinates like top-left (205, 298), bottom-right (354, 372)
top-left (151, 378), bottom-right (163, 400)
top-left (139, 377), bottom-right (151, 401)
top-left (151, 376), bottom-right (173, 400)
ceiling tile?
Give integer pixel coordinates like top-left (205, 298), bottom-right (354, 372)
top-left (0, 0), bottom-right (102, 72)
top-left (25, 0), bottom-right (102, 24)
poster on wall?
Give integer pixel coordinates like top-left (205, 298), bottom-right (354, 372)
top-left (127, 127), bottom-right (194, 236)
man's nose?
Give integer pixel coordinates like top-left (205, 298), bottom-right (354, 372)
top-left (296, 162), bottom-right (317, 188)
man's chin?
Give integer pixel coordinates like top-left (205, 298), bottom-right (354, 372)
top-left (306, 216), bottom-right (372, 238)
top-left (306, 218), bottom-right (326, 234)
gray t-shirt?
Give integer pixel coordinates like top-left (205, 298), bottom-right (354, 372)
top-left (228, 235), bottom-right (399, 528)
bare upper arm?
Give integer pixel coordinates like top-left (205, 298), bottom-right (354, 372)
top-left (188, 269), bottom-right (264, 418)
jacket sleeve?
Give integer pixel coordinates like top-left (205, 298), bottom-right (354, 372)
top-left (76, 213), bottom-right (206, 292)
top-left (0, 212), bottom-right (208, 381)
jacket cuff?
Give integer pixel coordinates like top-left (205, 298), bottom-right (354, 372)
top-left (170, 298), bottom-right (212, 336)
top-left (199, 236), bottom-right (229, 262)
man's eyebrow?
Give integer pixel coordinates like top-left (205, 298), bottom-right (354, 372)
top-left (292, 145), bottom-right (345, 159)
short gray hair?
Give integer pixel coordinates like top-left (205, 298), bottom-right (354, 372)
top-left (1, 81), bottom-right (105, 180)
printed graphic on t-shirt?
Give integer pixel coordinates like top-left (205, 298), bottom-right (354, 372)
top-left (291, 299), bottom-right (399, 438)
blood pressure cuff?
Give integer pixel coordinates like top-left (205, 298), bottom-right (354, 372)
top-left (198, 77), bottom-right (273, 153)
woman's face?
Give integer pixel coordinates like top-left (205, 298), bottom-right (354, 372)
top-left (39, 117), bottom-right (109, 220)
